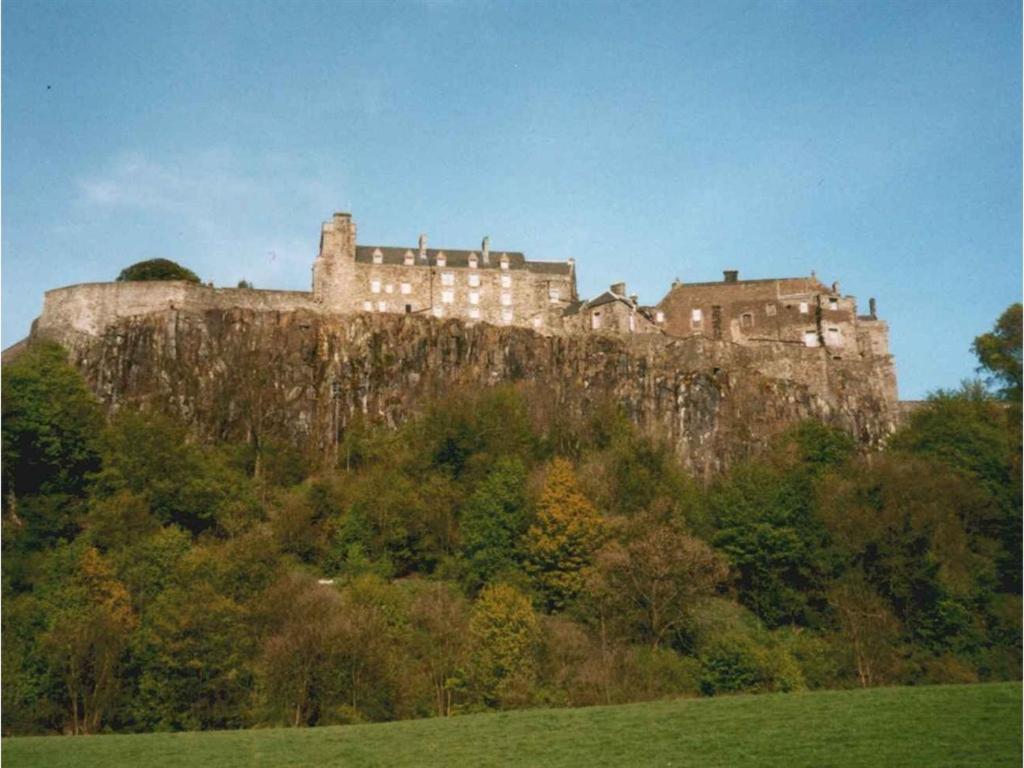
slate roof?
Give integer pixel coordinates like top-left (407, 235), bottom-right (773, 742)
top-left (354, 246), bottom-right (572, 276)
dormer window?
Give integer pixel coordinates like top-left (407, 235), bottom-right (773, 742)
top-left (403, 250), bottom-right (415, 266)
top-left (469, 253), bottom-right (478, 269)
top-left (500, 254), bottom-right (509, 270)
top-left (436, 252), bottom-right (446, 267)
top-left (372, 248), bottom-right (383, 265)
top-left (829, 298), bottom-right (839, 311)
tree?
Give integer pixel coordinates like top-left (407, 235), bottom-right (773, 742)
top-left (2, 342), bottom-right (103, 504)
top-left (467, 583), bottom-right (541, 708)
top-left (459, 458), bottom-right (530, 590)
top-left (972, 303), bottom-right (1022, 401)
top-left (589, 518), bottom-right (728, 649)
top-left (39, 545), bottom-right (136, 734)
top-left (407, 581), bottom-right (470, 717)
top-left (525, 459), bottom-right (605, 610)
top-left (116, 259), bottom-right (200, 283)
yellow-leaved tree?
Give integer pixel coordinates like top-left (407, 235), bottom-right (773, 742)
top-left (525, 458), bottom-right (605, 611)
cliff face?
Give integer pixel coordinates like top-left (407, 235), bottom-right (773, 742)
top-left (34, 308), bottom-right (898, 478)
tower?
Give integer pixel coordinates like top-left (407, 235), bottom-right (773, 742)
top-left (312, 212), bottom-right (358, 310)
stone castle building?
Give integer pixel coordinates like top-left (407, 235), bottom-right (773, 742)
top-left (33, 211), bottom-right (897, 401)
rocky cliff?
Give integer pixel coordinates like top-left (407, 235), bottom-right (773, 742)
top-left (30, 306), bottom-right (899, 478)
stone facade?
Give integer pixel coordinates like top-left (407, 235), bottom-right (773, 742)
top-left (313, 213), bottom-right (577, 332)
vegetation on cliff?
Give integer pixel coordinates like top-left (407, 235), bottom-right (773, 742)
top-left (1, 308), bottom-right (1019, 736)
top-left (116, 259), bottom-right (200, 284)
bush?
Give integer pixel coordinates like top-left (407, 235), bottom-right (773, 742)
top-left (117, 259), bottom-right (200, 283)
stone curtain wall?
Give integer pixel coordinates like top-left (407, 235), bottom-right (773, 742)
top-left (37, 308), bottom-right (900, 479)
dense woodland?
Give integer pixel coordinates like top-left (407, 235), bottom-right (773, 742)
top-left (2, 305), bottom-right (1020, 735)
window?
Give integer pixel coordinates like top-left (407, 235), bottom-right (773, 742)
top-left (377, 300), bottom-right (387, 312)
top-left (362, 300), bottom-right (372, 311)
top-left (656, 311), bottom-right (665, 323)
top-left (469, 292), bottom-right (480, 305)
top-left (804, 330), bottom-right (818, 347)
top-left (432, 306), bottom-right (444, 318)
top-left (441, 290), bottom-right (454, 304)
top-left (591, 312), bottom-right (602, 330)
top-left (799, 302), bottom-right (809, 314)
top-left (370, 280), bottom-right (381, 294)
top-left (691, 308), bottom-right (703, 328)
top-left (384, 283), bottom-right (394, 294)
top-left (549, 287), bottom-right (561, 302)
top-left (405, 304), bottom-right (412, 314)
top-left (469, 307), bottom-right (481, 319)
top-left (827, 327), bottom-right (843, 347)
top-left (532, 317), bottom-right (543, 328)
top-left (500, 256), bottom-right (509, 270)
top-left (501, 293), bottom-right (512, 306)
top-left (501, 308), bottom-right (513, 323)
top-left (436, 253), bottom-right (446, 267)
top-left (629, 314), bottom-right (635, 332)
top-left (372, 248), bottom-right (383, 264)
top-left (469, 255), bottom-right (478, 269)
top-left (468, 274), bottom-right (481, 287)
top-left (403, 250), bottom-right (414, 266)
top-left (829, 298), bottom-right (839, 311)
top-left (741, 312), bottom-right (754, 330)
top-left (441, 272), bottom-right (454, 286)
top-left (765, 304), bottom-right (777, 317)
top-left (400, 282), bottom-right (412, 295)
top-left (501, 274), bottom-right (512, 288)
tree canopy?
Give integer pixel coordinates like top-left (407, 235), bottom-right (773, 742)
top-left (116, 259), bottom-right (200, 283)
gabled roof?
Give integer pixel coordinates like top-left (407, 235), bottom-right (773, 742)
top-left (354, 246), bottom-right (572, 276)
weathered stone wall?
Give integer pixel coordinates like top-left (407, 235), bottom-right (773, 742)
top-left (33, 307), bottom-right (900, 479)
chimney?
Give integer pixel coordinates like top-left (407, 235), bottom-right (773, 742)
top-left (832, 281), bottom-right (840, 294)
top-left (723, 270), bottom-right (738, 283)
top-left (482, 236), bottom-right (490, 265)
top-left (610, 282), bottom-right (626, 297)
top-left (418, 233), bottom-right (427, 261)
top-left (629, 294), bottom-right (638, 305)
top-left (869, 297), bottom-right (877, 319)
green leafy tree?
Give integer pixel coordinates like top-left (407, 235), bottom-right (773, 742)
top-left (526, 459), bottom-right (605, 611)
top-left (459, 458), bottom-right (530, 590)
top-left (116, 259), bottom-right (200, 283)
top-left (972, 303), bottom-right (1022, 401)
top-left (467, 583), bottom-right (541, 708)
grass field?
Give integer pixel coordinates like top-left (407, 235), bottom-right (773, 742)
top-left (3, 682), bottom-right (1020, 768)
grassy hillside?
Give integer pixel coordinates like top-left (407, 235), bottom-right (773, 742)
top-left (4, 682), bottom-right (1020, 768)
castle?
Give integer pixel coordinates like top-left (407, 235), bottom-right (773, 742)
top-left (34, 211), bottom-right (896, 401)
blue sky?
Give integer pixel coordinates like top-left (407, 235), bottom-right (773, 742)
top-left (3, 0), bottom-right (1020, 399)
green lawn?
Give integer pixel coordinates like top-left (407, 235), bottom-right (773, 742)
top-left (3, 682), bottom-right (1020, 768)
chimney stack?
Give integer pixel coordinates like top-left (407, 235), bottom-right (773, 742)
top-left (629, 294), bottom-right (638, 305)
top-left (418, 233), bottom-right (427, 261)
top-left (723, 270), bottom-right (738, 283)
top-left (482, 236), bottom-right (490, 265)
top-left (610, 282), bottom-right (626, 297)
top-left (869, 297), bottom-right (877, 319)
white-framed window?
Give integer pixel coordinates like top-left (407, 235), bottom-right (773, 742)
top-left (629, 314), bottom-right (636, 332)
top-left (500, 274), bottom-right (512, 288)
top-left (501, 308), bottom-right (513, 323)
top-left (549, 287), bottom-right (561, 302)
top-left (403, 250), bottom-right (414, 265)
top-left (469, 292), bottom-right (480, 305)
top-left (370, 280), bottom-right (381, 294)
top-left (501, 293), bottom-right (512, 306)
top-left (432, 306), bottom-right (444, 318)
top-left (656, 311), bottom-right (665, 323)
top-left (799, 301), bottom-right (809, 314)
top-left (766, 304), bottom-right (777, 317)
top-left (400, 282), bottom-right (412, 295)
top-left (591, 312), bottom-right (602, 330)
top-left (436, 253), bottom-right (446, 267)
top-left (377, 300), bottom-right (387, 312)
top-left (469, 254), bottom-right (478, 269)
top-left (468, 273), bottom-right (481, 287)
top-left (441, 290), bottom-right (454, 304)
top-left (384, 283), bottom-right (394, 294)
top-left (469, 307), bottom-right (481, 319)
top-left (829, 298), bottom-right (839, 311)
top-left (362, 300), bottom-right (372, 311)
top-left (827, 327), bottom-right (843, 347)
top-left (691, 308), bottom-right (703, 327)
top-left (441, 272), bottom-right (454, 286)
top-left (804, 330), bottom-right (818, 347)
top-left (372, 248), bottom-right (383, 264)
top-left (500, 256), bottom-right (509, 270)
